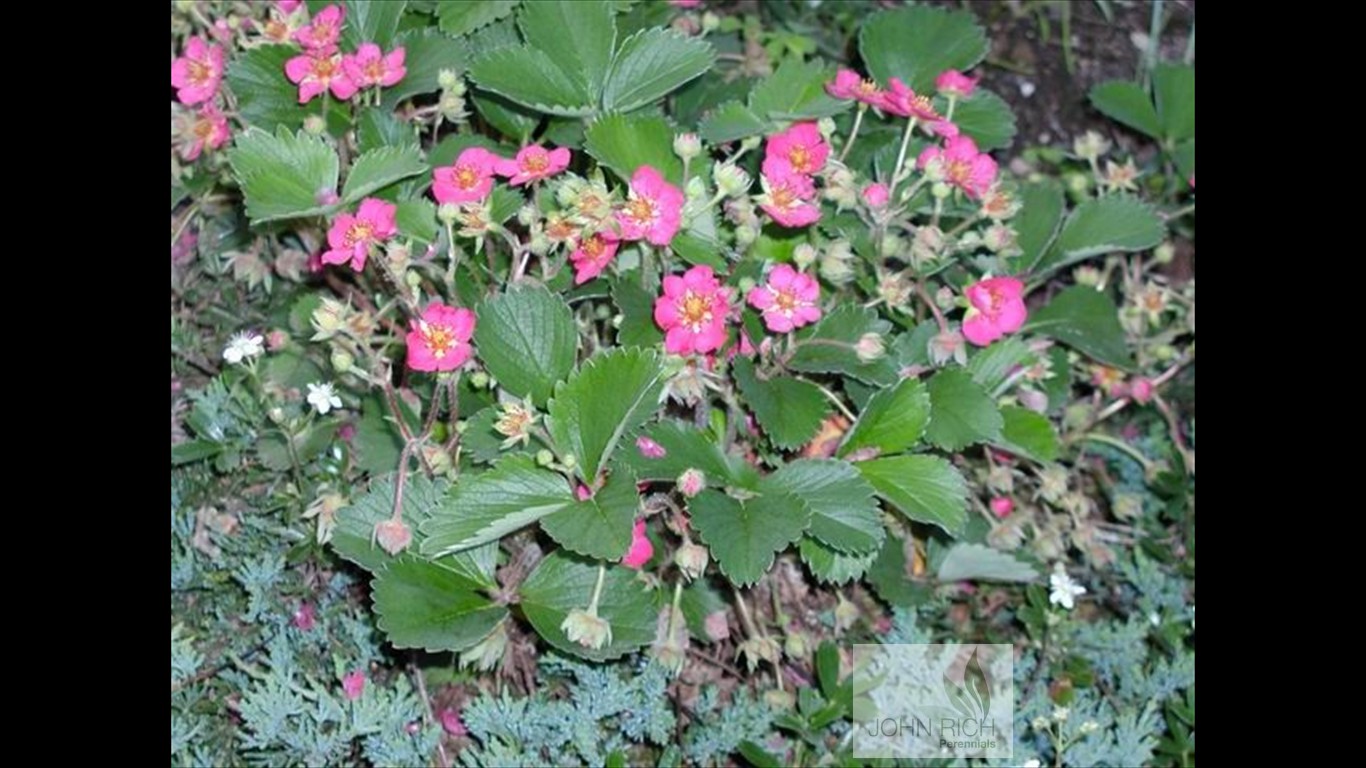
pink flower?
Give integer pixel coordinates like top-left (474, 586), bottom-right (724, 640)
top-left (636, 436), bottom-right (667, 459)
top-left (918, 136), bottom-right (997, 199)
top-left (862, 182), bottom-right (889, 209)
top-left (170, 36), bottom-right (225, 105)
top-left (671, 0), bottom-right (703, 6)
top-left (182, 103), bottom-right (230, 161)
top-left (576, 484), bottom-right (594, 501)
top-left (758, 169), bottom-right (821, 228)
top-left (569, 231), bottom-right (619, 285)
top-left (284, 50), bottom-right (358, 103)
top-left (342, 670), bottom-right (366, 700)
top-left (826, 68), bottom-right (885, 106)
top-left (989, 497), bottom-right (1014, 519)
top-left (406, 302), bottom-right (475, 372)
top-left (374, 518), bottom-right (412, 555)
top-left (763, 122), bottom-right (829, 177)
top-left (654, 265), bottom-right (733, 355)
top-left (617, 166), bottom-right (684, 246)
top-left (677, 468), bottom-right (706, 498)
top-left (497, 145), bottom-right (571, 186)
top-left (748, 264), bottom-right (821, 333)
top-left (1129, 377), bottom-right (1154, 404)
top-left (621, 518), bottom-right (653, 569)
top-left (880, 77), bottom-right (942, 121)
top-left (935, 69), bottom-right (979, 98)
top-left (292, 602), bottom-right (316, 631)
top-left (926, 120), bottom-right (960, 138)
top-left (295, 3), bottom-right (345, 51)
top-left (321, 198), bottom-right (397, 271)
top-left (439, 708), bottom-right (467, 737)
top-left (961, 276), bottom-right (1026, 346)
top-left (433, 148), bottom-right (500, 204)
top-left (277, 0), bottom-right (303, 13)
top-left (342, 43), bottom-right (406, 89)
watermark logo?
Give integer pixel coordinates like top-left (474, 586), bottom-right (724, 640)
top-left (852, 643), bottom-right (1014, 758)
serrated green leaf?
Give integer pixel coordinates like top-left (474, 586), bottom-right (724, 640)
top-left (337, 0), bottom-right (406, 50)
top-left (698, 100), bottom-right (768, 144)
top-left (584, 113), bottom-right (684, 186)
top-left (619, 420), bottom-right (755, 487)
top-left (541, 471), bottom-right (639, 560)
top-left (602, 28), bottom-right (714, 113)
top-left (352, 394), bottom-right (407, 474)
top-left (488, 185), bottom-right (524, 224)
top-left (1154, 64), bottom-right (1195, 142)
top-left (519, 550), bottom-right (657, 661)
top-left (860, 5), bottom-right (988, 93)
top-left (966, 337), bottom-right (1036, 395)
top-left (671, 230), bottom-right (727, 269)
top-left (763, 459), bottom-right (883, 554)
top-left (420, 457), bottom-right (575, 556)
top-left (342, 145), bottom-right (427, 203)
top-left (1014, 179), bottom-right (1065, 271)
top-left (612, 278), bottom-right (665, 347)
top-left (395, 198), bottom-right (438, 243)
top-left (436, 0), bottom-right (518, 37)
top-left (429, 133), bottom-right (506, 170)
top-left (520, 0), bottom-right (616, 97)
top-left (839, 378), bottom-right (931, 458)
top-left (925, 368), bottom-right (1002, 450)
top-left (866, 534), bottom-right (927, 606)
top-left (748, 58), bottom-right (849, 121)
top-left (333, 474), bottom-right (447, 573)
top-left (997, 406), bottom-right (1059, 463)
top-left (356, 110), bottom-right (418, 155)
top-left (1173, 139), bottom-right (1196, 180)
top-left (372, 557), bottom-right (507, 652)
top-left (473, 284), bottom-right (578, 406)
top-left (229, 127), bottom-right (339, 224)
top-left (858, 455), bottom-right (968, 535)
top-left (1038, 196), bottom-right (1164, 273)
top-left (226, 45), bottom-right (312, 132)
top-left (171, 439), bottom-right (221, 465)
top-left (732, 356), bottom-right (830, 450)
top-left (383, 29), bottom-right (470, 109)
top-left (460, 407), bottom-right (509, 464)
top-left (548, 348), bottom-right (666, 483)
top-left (468, 46), bottom-right (594, 116)
top-left (1088, 80), bottom-right (1161, 139)
top-left (799, 537), bottom-right (877, 585)
top-left (789, 305), bottom-right (899, 385)
top-left (1024, 286), bottom-right (1133, 368)
top-left (472, 91), bottom-right (540, 142)
top-left (951, 89), bottom-right (1017, 151)
top-left (691, 489), bottom-right (811, 587)
top-left (936, 543), bottom-right (1038, 583)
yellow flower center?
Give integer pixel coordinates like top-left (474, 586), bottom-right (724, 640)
top-left (523, 152), bottom-right (549, 173)
top-left (364, 59), bottom-right (385, 81)
top-left (313, 57), bottom-right (337, 79)
top-left (788, 145), bottom-right (812, 173)
top-left (775, 289), bottom-right (799, 314)
top-left (946, 159), bottom-right (973, 187)
top-left (857, 79), bottom-right (879, 96)
top-left (583, 235), bottom-right (605, 258)
top-left (680, 291), bottom-right (711, 330)
top-left (187, 59), bottom-right (211, 86)
top-left (627, 197), bottom-right (656, 224)
top-left (771, 184), bottom-right (797, 210)
top-left (344, 221), bottom-right (374, 246)
top-left (193, 117), bottom-right (217, 140)
top-left (422, 323), bottom-right (456, 358)
top-left (456, 166), bottom-right (478, 189)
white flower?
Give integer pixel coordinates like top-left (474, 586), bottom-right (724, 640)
top-left (306, 382), bottom-right (343, 415)
top-left (1023, 760), bottom-right (1042, 768)
top-left (222, 332), bottom-right (264, 364)
top-left (1048, 563), bottom-right (1086, 610)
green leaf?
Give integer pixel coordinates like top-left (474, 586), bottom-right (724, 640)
top-left (338, 0), bottom-right (406, 50)
top-left (395, 198), bottom-right (438, 243)
top-left (467, 46), bottom-right (594, 116)
top-left (866, 534), bottom-right (927, 606)
top-left (429, 133), bottom-right (506, 169)
top-left (698, 100), bottom-right (768, 144)
top-left (372, 558), bottom-right (507, 652)
top-left (737, 741), bottom-right (783, 768)
top-left (670, 230), bottom-right (727, 269)
top-left (764, 459), bottom-right (883, 554)
top-left (858, 455), bottom-right (968, 535)
top-left (799, 537), bottom-right (876, 585)
top-left (1088, 80), bottom-right (1161, 139)
top-left (473, 284), bottom-right (578, 406)
top-left (966, 337), bottom-right (1036, 394)
top-left (997, 406), bottom-right (1059, 463)
top-left (226, 45), bottom-right (312, 132)
top-left (788, 305), bottom-right (899, 385)
top-left (520, 0), bottom-right (617, 98)
top-left (1173, 138), bottom-right (1196, 180)
top-left (602, 28), bottom-right (714, 113)
top-left (732, 356), bottom-right (830, 450)
top-left (420, 457), bottom-right (575, 556)
top-left (171, 439), bottom-right (221, 465)
top-left (436, 0), bottom-right (518, 37)
top-left (952, 89), bottom-right (1017, 151)
top-left (228, 127), bottom-right (339, 224)
top-left (356, 110), bottom-right (417, 154)
top-left (860, 5), bottom-right (988, 93)
top-left (519, 550), bottom-right (657, 661)
top-left (548, 348), bottom-right (666, 483)
top-left (540, 472), bottom-right (639, 560)
top-left (619, 420), bottom-right (755, 487)
top-left (748, 58), bottom-right (849, 121)
top-left (1038, 196), bottom-right (1164, 273)
top-left (839, 378), bottom-right (931, 458)
top-left (383, 29), bottom-right (470, 109)
top-left (341, 145), bottom-right (427, 204)
top-left (612, 278), bottom-right (665, 348)
top-left (1024, 286), bottom-right (1133, 368)
top-left (584, 113), bottom-right (684, 186)
top-left (1154, 64), bottom-right (1195, 142)
top-left (333, 474), bottom-right (447, 573)
top-left (690, 490), bottom-right (811, 587)
top-left (1014, 180), bottom-right (1065, 271)
top-left (925, 368), bottom-right (1002, 451)
top-left (489, 185), bottom-right (524, 224)
top-left (472, 91), bottom-right (540, 142)
top-left (936, 543), bottom-right (1037, 583)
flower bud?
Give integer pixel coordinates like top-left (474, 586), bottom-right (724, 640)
top-left (303, 115), bottom-right (326, 136)
top-left (536, 449), bottom-right (555, 467)
top-left (713, 163), bottom-right (752, 197)
top-left (819, 240), bottom-right (855, 285)
top-left (931, 181), bottom-right (952, 199)
top-left (792, 243), bottom-right (817, 270)
top-left (437, 203), bottom-right (460, 225)
top-left (311, 298), bottom-right (347, 340)
top-left (783, 630), bottom-right (810, 660)
top-left (740, 135), bottom-right (763, 152)
top-left (701, 11), bottom-right (720, 32)
top-left (1153, 242), bottom-right (1175, 265)
top-left (330, 349), bottom-right (354, 373)
top-left (1073, 266), bottom-right (1101, 287)
top-left (560, 608), bottom-right (612, 650)
top-left (1072, 130), bottom-right (1111, 161)
top-left (855, 333), bottom-right (886, 362)
top-left (437, 69), bottom-right (461, 91)
top-left (374, 518), bottom-right (413, 555)
top-left (817, 117), bottom-right (837, 139)
top-left (677, 468), bottom-right (706, 498)
top-left (674, 542), bottom-right (710, 580)
top-left (673, 132), bottom-right (702, 161)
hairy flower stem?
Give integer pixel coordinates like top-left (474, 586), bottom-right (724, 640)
top-left (914, 281), bottom-right (950, 334)
top-left (889, 118), bottom-right (920, 194)
top-left (838, 104), bottom-right (867, 163)
top-left (587, 563), bottom-right (608, 615)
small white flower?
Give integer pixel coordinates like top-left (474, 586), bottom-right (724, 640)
top-left (1048, 563), bottom-right (1086, 610)
top-left (222, 332), bottom-right (264, 364)
top-left (1023, 760), bottom-right (1042, 768)
top-left (306, 382), bottom-right (343, 415)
